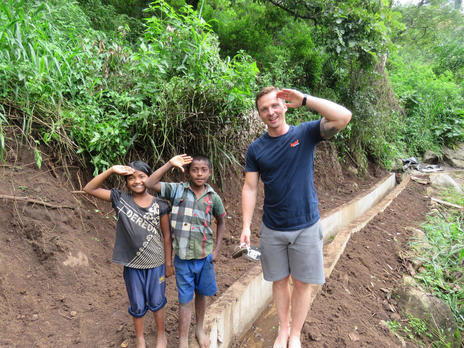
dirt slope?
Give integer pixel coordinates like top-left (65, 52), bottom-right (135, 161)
top-left (0, 141), bottom-right (388, 347)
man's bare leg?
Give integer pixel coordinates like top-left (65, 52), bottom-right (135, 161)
top-left (288, 278), bottom-right (313, 348)
top-left (194, 292), bottom-right (211, 348)
top-left (153, 307), bottom-right (167, 348)
top-left (133, 316), bottom-right (146, 348)
top-left (178, 300), bottom-right (193, 348)
top-left (272, 275), bottom-right (291, 348)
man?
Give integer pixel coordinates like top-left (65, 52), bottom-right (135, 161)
top-left (240, 87), bottom-right (351, 348)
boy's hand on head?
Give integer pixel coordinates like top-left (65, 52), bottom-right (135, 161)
top-left (169, 154), bottom-right (192, 172)
top-left (112, 165), bottom-right (135, 176)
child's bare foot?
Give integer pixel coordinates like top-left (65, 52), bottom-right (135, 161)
top-left (195, 328), bottom-right (211, 348)
top-left (136, 336), bottom-right (146, 348)
top-left (155, 331), bottom-right (167, 348)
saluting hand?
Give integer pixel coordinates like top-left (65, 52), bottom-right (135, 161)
top-left (169, 154), bottom-right (193, 172)
top-left (276, 88), bottom-right (305, 109)
top-left (111, 165), bottom-right (136, 176)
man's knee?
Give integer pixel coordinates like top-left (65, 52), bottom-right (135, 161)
top-left (291, 277), bottom-right (313, 292)
top-left (274, 275), bottom-right (290, 286)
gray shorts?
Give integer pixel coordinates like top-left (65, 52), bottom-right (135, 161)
top-left (259, 220), bottom-right (325, 284)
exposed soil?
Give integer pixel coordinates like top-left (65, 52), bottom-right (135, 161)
top-left (0, 138), bottom-right (413, 348)
top-left (304, 180), bottom-right (430, 348)
top-left (239, 179), bottom-right (432, 348)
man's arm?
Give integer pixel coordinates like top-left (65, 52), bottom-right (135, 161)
top-left (145, 154), bottom-right (192, 193)
top-left (240, 171), bottom-right (259, 246)
top-left (83, 165), bottom-right (134, 202)
top-left (276, 89), bottom-right (352, 139)
top-left (213, 214), bottom-right (225, 261)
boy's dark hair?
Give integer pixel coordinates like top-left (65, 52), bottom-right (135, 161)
top-left (127, 160), bottom-right (152, 177)
top-left (255, 86), bottom-right (280, 110)
top-left (187, 155), bottom-right (212, 171)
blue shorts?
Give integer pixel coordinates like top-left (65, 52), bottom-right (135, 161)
top-left (174, 253), bottom-right (217, 304)
top-left (123, 265), bottom-right (167, 318)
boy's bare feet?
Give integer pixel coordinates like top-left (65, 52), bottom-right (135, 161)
top-left (195, 328), bottom-right (211, 348)
top-left (136, 336), bottom-right (146, 348)
top-left (156, 332), bottom-right (168, 348)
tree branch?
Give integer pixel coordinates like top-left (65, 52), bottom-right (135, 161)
top-left (0, 194), bottom-right (74, 209)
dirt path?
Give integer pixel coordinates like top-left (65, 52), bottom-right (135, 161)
top-left (303, 180), bottom-right (430, 348)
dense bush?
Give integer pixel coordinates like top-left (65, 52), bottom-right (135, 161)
top-left (0, 0), bottom-right (258, 180)
top-left (1, 0), bottom-right (463, 179)
top-left (388, 51), bottom-right (464, 155)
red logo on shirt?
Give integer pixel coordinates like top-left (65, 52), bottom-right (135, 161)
top-left (290, 139), bottom-right (300, 147)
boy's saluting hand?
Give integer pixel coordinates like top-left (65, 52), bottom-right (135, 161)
top-left (168, 154), bottom-right (192, 172)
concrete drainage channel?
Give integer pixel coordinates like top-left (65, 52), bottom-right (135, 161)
top-left (191, 173), bottom-right (406, 348)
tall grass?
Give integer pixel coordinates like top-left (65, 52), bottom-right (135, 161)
top-left (410, 187), bottom-right (464, 335)
top-left (0, 0), bottom-right (259, 180)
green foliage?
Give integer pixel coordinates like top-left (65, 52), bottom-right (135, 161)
top-left (386, 314), bottom-right (453, 347)
top-left (134, 0), bottom-right (259, 179)
top-left (388, 51), bottom-right (464, 154)
top-left (202, 0), bottom-right (324, 90)
top-left (77, 0), bottom-right (148, 42)
top-left (0, 0), bottom-right (258, 178)
top-left (410, 206), bottom-right (464, 334)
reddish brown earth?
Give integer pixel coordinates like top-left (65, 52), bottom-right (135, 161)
top-left (302, 180), bottom-right (430, 348)
top-left (0, 138), bottom-right (422, 348)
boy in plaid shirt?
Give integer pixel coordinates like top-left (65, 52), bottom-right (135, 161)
top-left (145, 154), bottom-right (226, 348)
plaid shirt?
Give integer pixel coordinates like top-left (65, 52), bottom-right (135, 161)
top-left (160, 182), bottom-right (226, 260)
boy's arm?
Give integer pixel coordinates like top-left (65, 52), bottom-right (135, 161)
top-left (160, 214), bottom-right (174, 277)
top-left (145, 154), bottom-right (193, 193)
top-left (213, 214), bottom-right (225, 261)
top-left (83, 165), bottom-right (134, 202)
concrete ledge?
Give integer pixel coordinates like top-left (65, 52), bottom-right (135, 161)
top-left (321, 173), bottom-right (396, 241)
top-left (194, 173), bottom-right (398, 348)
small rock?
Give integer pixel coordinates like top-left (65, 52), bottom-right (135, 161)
top-left (31, 314), bottom-right (39, 321)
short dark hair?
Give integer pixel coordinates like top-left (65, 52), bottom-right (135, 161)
top-left (127, 160), bottom-right (152, 177)
top-left (255, 86), bottom-right (280, 110)
top-left (187, 155), bottom-right (212, 171)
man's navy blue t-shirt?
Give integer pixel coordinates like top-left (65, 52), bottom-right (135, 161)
top-left (245, 120), bottom-right (322, 231)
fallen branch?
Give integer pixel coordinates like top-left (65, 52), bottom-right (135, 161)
top-left (431, 197), bottom-right (464, 210)
top-left (0, 194), bottom-right (73, 209)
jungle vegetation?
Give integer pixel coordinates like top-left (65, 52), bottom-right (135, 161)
top-left (0, 0), bottom-right (462, 178)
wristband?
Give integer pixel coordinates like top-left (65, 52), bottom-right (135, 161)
top-left (302, 94), bottom-right (308, 106)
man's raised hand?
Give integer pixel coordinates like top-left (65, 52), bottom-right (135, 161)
top-left (276, 88), bottom-right (305, 109)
